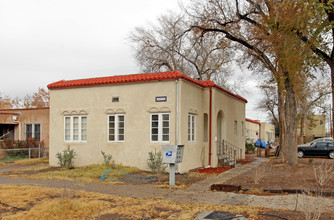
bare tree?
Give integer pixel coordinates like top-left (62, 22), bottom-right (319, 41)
top-left (291, 0), bottom-right (334, 136)
top-left (187, 0), bottom-right (321, 165)
top-left (129, 12), bottom-right (233, 88)
top-left (297, 78), bottom-right (331, 143)
top-left (258, 76), bottom-right (330, 144)
top-left (10, 88), bottom-right (49, 109)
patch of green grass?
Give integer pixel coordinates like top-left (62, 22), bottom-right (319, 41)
top-left (0, 157), bottom-right (26, 165)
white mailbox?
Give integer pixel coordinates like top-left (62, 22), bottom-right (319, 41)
top-left (162, 145), bottom-right (184, 164)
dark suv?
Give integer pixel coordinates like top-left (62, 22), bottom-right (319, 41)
top-left (298, 141), bottom-right (334, 159)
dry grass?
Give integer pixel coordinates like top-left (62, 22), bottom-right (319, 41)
top-left (0, 185), bottom-right (271, 219)
top-left (11, 157), bottom-right (49, 165)
top-left (2, 164), bottom-right (142, 183)
top-left (297, 190), bottom-right (324, 220)
top-left (253, 165), bottom-right (269, 184)
top-left (0, 157), bottom-right (48, 166)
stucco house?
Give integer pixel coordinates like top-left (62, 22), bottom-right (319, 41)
top-left (260, 122), bottom-right (275, 142)
top-left (47, 70), bottom-right (247, 172)
top-left (0, 99), bottom-right (50, 152)
top-left (245, 118), bottom-right (260, 143)
top-left (297, 114), bottom-right (327, 143)
top-left (246, 118), bottom-right (275, 143)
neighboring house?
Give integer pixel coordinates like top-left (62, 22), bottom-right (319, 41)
top-left (298, 114), bottom-right (327, 143)
top-left (260, 122), bottom-right (275, 142)
top-left (245, 118), bottom-right (275, 143)
top-left (245, 118), bottom-right (260, 143)
top-left (47, 70), bottom-right (247, 172)
top-left (0, 99), bottom-right (50, 152)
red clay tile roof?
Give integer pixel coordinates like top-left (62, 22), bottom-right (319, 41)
top-left (48, 70), bottom-right (247, 103)
top-left (246, 118), bottom-right (261, 125)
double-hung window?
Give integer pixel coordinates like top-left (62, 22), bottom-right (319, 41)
top-left (64, 115), bottom-right (87, 142)
top-left (151, 113), bottom-right (170, 143)
top-left (188, 114), bottom-right (195, 142)
top-left (25, 123), bottom-right (41, 140)
top-left (108, 114), bottom-right (125, 142)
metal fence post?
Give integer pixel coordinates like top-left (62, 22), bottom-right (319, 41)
top-left (28, 148), bottom-right (31, 159)
top-left (38, 143), bottom-right (41, 159)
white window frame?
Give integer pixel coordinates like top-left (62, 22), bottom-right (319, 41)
top-left (108, 114), bottom-right (125, 142)
top-left (25, 123), bottom-right (41, 140)
top-left (188, 114), bottom-right (196, 142)
top-left (150, 113), bottom-right (170, 143)
top-left (64, 115), bottom-right (87, 142)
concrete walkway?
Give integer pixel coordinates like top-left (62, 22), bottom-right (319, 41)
top-left (186, 157), bottom-right (270, 192)
top-left (1, 158), bottom-right (334, 212)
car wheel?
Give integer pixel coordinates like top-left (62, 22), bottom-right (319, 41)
top-left (297, 151), bottom-right (304, 158)
top-left (329, 151), bottom-right (334, 159)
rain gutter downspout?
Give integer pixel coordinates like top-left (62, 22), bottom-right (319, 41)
top-left (209, 86), bottom-right (212, 166)
top-left (175, 79), bottom-right (179, 146)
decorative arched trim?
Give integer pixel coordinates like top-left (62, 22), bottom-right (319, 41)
top-left (160, 107), bottom-right (171, 113)
top-left (79, 110), bottom-right (88, 115)
top-left (62, 111), bottom-right (70, 115)
top-left (61, 110), bottom-right (89, 115)
top-left (147, 107), bottom-right (159, 113)
top-left (116, 108), bottom-right (126, 114)
top-left (105, 108), bottom-right (126, 114)
top-left (147, 106), bottom-right (171, 113)
top-left (105, 109), bottom-right (115, 114)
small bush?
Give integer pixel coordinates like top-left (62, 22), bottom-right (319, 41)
top-left (101, 151), bottom-right (113, 166)
top-left (147, 150), bottom-right (166, 174)
top-left (308, 158), bottom-right (314, 164)
top-left (245, 143), bottom-right (255, 152)
top-left (0, 138), bottom-right (44, 158)
top-left (56, 146), bottom-right (77, 169)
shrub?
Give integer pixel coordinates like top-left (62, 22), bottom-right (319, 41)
top-left (0, 138), bottom-right (44, 158)
top-left (245, 143), bottom-right (255, 152)
top-left (101, 151), bottom-right (113, 166)
top-left (56, 146), bottom-right (77, 169)
top-left (147, 150), bottom-right (166, 174)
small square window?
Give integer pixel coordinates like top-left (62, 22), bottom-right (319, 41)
top-left (112, 97), bottom-right (119, 102)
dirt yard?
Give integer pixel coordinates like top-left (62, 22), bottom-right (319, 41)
top-left (225, 155), bottom-right (334, 194)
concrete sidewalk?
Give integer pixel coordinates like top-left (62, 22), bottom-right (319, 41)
top-left (186, 157), bottom-right (269, 192)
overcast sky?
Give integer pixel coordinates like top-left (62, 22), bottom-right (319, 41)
top-left (0, 0), bottom-right (268, 121)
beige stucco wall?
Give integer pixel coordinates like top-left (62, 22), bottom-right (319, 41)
top-left (260, 122), bottom-right (275, 142)
top-left (245, 121), bottom-right (260, 143)
top-left (306, 115), bottom-right (326, 137)
top-left (298, 114), bottom-right (326, 138)
top-left (49, 79), bottom-right (246, 172)
top-left (49, 80), bottom-right (177, 170)
top-left (210, 88), bottom-right (246, 167)
top-left (177, 79), bottom-right (208, 171)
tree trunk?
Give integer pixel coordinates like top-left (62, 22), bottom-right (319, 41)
top-left (331, 63), bottom-right (334, 137)
top-left (277, 85), bottom-right (287, 159)
top-left (299, 115), bottom-right (305, 144)
top-left (284, 71), bottom-right (298, 165)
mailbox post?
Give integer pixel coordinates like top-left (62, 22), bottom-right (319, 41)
top-left (162, 145), bottom-right (184, 186)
